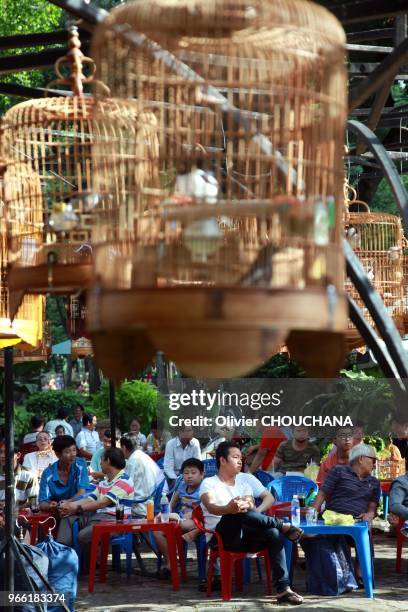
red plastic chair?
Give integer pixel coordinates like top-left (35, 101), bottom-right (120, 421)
top-left (192, 506), bottom-right (272, 601)
top-left (396, 516), bottom-right (405, 573)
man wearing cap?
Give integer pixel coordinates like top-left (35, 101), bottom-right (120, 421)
top-left (312, 444), bottom-right (380, 587)
top-left (313, 443), bottom-right (380, 522)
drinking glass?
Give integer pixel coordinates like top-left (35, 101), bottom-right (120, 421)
top-left (306, 507), bottom-right (317, 525)
top-left (116, 504), bottom-right (125, 521)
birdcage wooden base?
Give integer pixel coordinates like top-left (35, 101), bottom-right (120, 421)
top-left (87, 286), bottom-right (347, 379)
top-left (7, 263), bottom-right (93, 319)
top-left (286, 329), bottom-right (346, 377)
top-left (90, 330), bottom-right (156, 383)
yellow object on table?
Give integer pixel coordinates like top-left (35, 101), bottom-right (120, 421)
top-left (323, 510), bottom-right (354, 525)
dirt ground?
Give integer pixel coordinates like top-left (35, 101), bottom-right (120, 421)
top-left (75, 532), bottom-right (407, 612)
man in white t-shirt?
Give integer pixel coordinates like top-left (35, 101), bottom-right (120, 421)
top-left (200, 441), bottom-right (304, 605)
top-left (120, 434), bottom-right (166, 516)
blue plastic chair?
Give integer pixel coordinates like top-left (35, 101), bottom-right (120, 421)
top-left (156, 456), bottom-right (164, 469)
top-left (268, 476), bottom-right (318, 502)
top-left (253, 470), bottom-right (274, 487)
top-left (202, 458), bottom-right (217, 477)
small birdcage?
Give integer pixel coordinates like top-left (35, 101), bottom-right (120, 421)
top-left (344, 184), bottom-right (404, 349)
top-left (0, 158), bottom-right (44, 349)
top-left (1, 26), bottom-right (106, 319)
top-left (88, 0), bottom-right (348, 379)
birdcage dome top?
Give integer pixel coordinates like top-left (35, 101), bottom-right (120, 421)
top-left (101, 0), bottom-right (345, 45)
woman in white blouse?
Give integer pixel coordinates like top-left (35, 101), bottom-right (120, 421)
top-left (23, 431), bottom-right (57, 480)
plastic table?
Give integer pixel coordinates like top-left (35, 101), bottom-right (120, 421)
top-left (282, 520), bottom-right (374, 598)
top-left (17, 511), bottom-right (55, 544)
top-left (88, 518), bottom-right (187, 592)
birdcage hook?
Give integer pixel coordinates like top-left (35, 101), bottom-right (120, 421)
top-left (46, 25), bottom-right (108, 96)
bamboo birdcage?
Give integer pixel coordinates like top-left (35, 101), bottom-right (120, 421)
top-left (402, 236), bottom-right (408, 333)
top-left (1, 26), bottom-right (106, 319)
top-left (344, 184), bottom-right (405, 349)
top-left (0, 158), bottom-right (44, 349)
top-left (88, 0), bottom-right (348, 379)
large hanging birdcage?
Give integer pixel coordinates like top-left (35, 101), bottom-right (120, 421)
top-left (0, 158), bottom-right (44, 349)
top-left (88, 0), bottom-right (348, 379)
top-left (1, 26), bottom-right (106, 319)
top-left (344, 185), bottom-right (404, 349)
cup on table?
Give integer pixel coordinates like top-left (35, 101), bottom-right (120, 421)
top-left (298, 495), bottom-right (306, 508)
top-left (306, 507), bottom-right (317, 525)
top-left (115, 504), bottom-right (125, 521)
top-left (31, 498), bottom-right (40, 514)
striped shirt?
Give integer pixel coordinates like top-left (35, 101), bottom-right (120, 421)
top-left (0, 465), bottom-right (38, 504)
top-left (322, 464), bottom-right (381, 517)
top-left (86, 468), bottom-right (134, 513)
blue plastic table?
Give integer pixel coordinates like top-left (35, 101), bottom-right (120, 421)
top-left (282, 520), bottom-right (374, 598)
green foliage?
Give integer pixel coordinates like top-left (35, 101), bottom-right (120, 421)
top-left (91, 380), bottom-right (160, 433)
top-left (10, 405), bottom-right (33, 439)
top-left (247, 353), bottom-right (304, 378)
top-left (0, 1), bottom-right (63, 116)
top-left (370, 176), bottom-right (408, 216)
top-left (24, 389), bottom-right (87, 422)
top-left (46, 296), bottom-right (68, 345)
top-left (306, 370), bottom-right (393, 435)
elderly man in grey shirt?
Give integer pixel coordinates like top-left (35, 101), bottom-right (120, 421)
top-left (389, 471), bottom-right (408, 522)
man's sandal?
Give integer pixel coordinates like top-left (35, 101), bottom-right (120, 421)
top-left (282, 525), bottom-right (304, 544)
top-left (276, 589), bottom-right (304, 605)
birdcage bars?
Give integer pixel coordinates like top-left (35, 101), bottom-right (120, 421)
top-left (1, 26), bottom-right (102, 320)
top-left (0, 159), bottom-right (44, 348)
top-left (87, 0), bottom-right (348, 379)
top-left (345, 205), bottom-right (405, 349)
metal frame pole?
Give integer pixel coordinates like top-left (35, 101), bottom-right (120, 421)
top-left (109, 380), bottom-right (116, 447)
top-left (4, 346), bottom-right (14, 592)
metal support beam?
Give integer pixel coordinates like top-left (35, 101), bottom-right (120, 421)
top-left (0, 29), bottom-right (90, 51)
top-left (0, 82), bottom-right (70, 98)
top-left (349, 37), bottom-right (408, 111)
top-left (0, 43), bottom-right (89, 75)
top-left (347, 120), bottom-right (408, 233)
top-left (48, 0), bottom-right (108, 31)
top-left (347, 296), bottom-right (403, 382)
top-left (3, 347), bottom-right (14, 593)
top-left (347, 28), bottom-right (394, 43)
top-left (331, 0), bottom-right (408, 25)
top-left (344, 241), bottom-right (408, 379)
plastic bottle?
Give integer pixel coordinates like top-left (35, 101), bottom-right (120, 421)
top-left (305, 487), bottom-right (317, 507)
top-left (291, 494), bottom-right (300, 527)
top-left (160, 493), bottom-right (170, 522)
top-left (146, 497), bottom-right (154, 522)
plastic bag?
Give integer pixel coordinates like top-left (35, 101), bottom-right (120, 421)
top-left (36, 535), bottom-right (79, 612)
top-left (323, 510), bottom-right (354, 525)
top-left (304, 461), bottom-right (319, 482)
top-left (302, 535), bottom-right (358, 595)
top-left (0, 543), bottom-right (49, 612)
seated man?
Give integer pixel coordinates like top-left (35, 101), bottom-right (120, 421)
top-left (0, 442), bottom-right (38, 509)
top-left (273, 426), bottom-right (320, 474)
top-left (75, 413), bottom-right (101, 461)
top-left (120, 434), bottom-right (165, 516)
top-left (200, 441), bottom-right (303, 605)
top-left (39, 435), bottom-right (90, 512)
top-left (313, 443), bottom-right (380, 585)
top-left (388, 470), bottom-right (408, 525)
top-left (317, 426), bottom-right (354, 484)
top-left (163, 425), bottom-right (201, 487)
top-left (58, 448), bottom-right (134, 548)
top-left (90, 429), bottom-right (120, 481)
